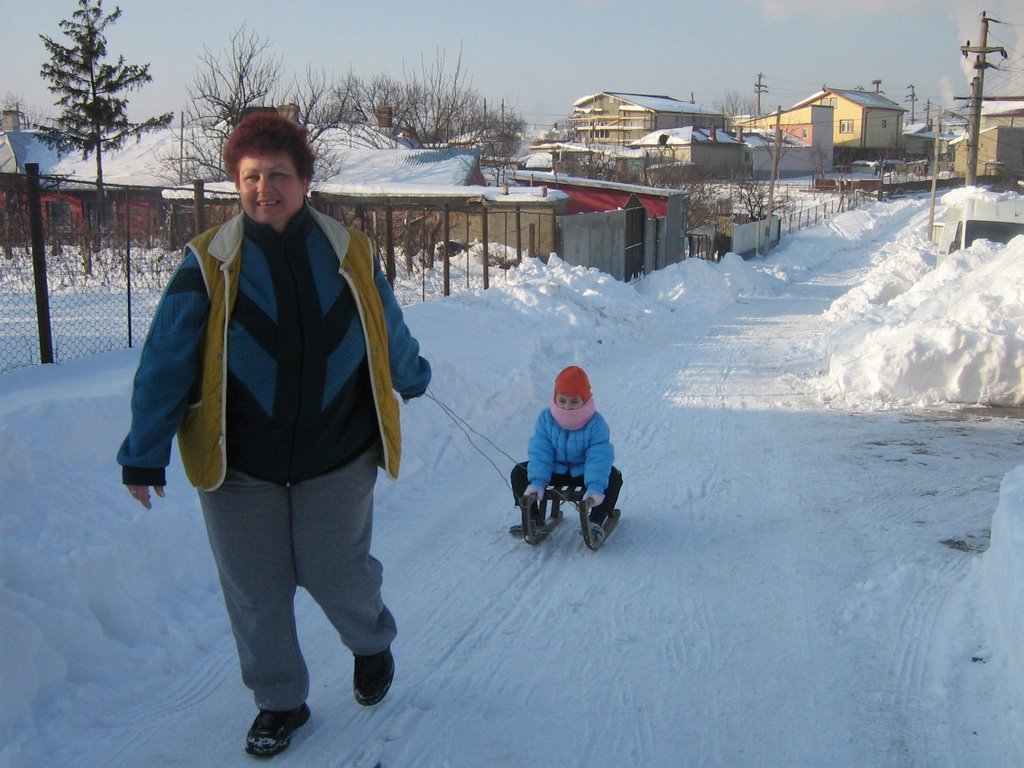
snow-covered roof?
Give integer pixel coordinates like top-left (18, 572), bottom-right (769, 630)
top-left (609, 93), bottom-right (721, 116)
top-left (523, 152), bottom-right (553, 170)
top-left (984, 100), bottom-right (1024, 118)
top-left (631, 126), bottom-right (741, 147)
top-left (313, 182), bottom-right (569, 204)
top-left (902, 122), bottom-right (962, 141)
top-left (526, 141), bottom-right (646, 159)
top-left (792, 87), bottom-right (905, 113)
top-left (574, 92), bottom-right (721, 117)
top-left (319, 146), bottom-right (481, 188)
top-left (48, 128), bottom-right (179, 187)
top-left (0, 130), bottom-right (62, 175)
top-left (512, 170), bottom-right (683, 197)
top-left (8, 123), bottom-right (489, 194)
top-left (737, 129), bottom-right (807, 149)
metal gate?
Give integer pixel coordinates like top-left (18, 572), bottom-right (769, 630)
top-left (623, 194), bottom-right (646, 280)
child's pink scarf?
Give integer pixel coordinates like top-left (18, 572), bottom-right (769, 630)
top-left (550, 397), bottom-right (596, 431)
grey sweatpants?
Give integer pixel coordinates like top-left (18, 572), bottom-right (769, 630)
top-left (198, 447), bottom-right (397, 711)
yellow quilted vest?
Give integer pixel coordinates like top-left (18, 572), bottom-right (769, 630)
top-left (176, 210), bottom-right (402, 490)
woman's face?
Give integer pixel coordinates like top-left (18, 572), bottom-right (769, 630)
top-left (235, 152), bottom-right (309, 232)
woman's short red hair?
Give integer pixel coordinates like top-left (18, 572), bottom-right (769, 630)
top-left (223, 112), bottom-right (315, 182)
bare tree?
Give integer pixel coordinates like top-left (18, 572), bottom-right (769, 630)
top-left (734, 178), bottom-right (791, 222)
top-left (169, 33), bottom-right (523, 184)
top-left (718, 89), bottom-right (758, 121)
top-left (477, 99), bottom-right (526, 184)
top-left (175, 24), bottom-right (281, 181)
top-left (343, 52), bottom-right (526, 176)
top-left (396, 49), bottom-right (496, 148)
top-left (281, 65), bottom-right (355, 177)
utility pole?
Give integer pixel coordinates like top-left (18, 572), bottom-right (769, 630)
top-left (754, 73), bottom-right (767, 117)
top-left (928, 115), bottom-right (941, 242)
top-left (961, 11), bottom-right (1007, 186)
top-left (761, 106), bottom-right (782, 257)
top-left (905, 85), bottom-right (917, 124)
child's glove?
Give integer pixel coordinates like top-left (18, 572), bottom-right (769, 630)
top-left (524, 484), bottom-right (545, 504)
top-left (582, 490), bottom-right (605, 507)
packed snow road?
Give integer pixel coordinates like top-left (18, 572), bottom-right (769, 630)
top-left (5, 192), bottom-right (1024, 767)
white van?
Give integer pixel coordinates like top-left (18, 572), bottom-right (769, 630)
top-left (936, 197), bottom-right (1024, 258)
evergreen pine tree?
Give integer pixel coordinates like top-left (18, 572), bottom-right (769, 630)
top-left (39, 0), bottom-right (172, 229)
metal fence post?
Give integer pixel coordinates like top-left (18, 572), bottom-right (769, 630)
top-left (384, 200), bottom-right (396, 286)
top-left (481, 204), bottom-right (489, 290)
top-left (442, 204), bottom-right (451, 297)
top-left (125, 186), bottom-right (134, 347)
top-left (26, 164), bottom-right (54, 365)
top-left (192, 179), bottom-right (206, 237)
top-left (515, 207), bottom-right (522, 264)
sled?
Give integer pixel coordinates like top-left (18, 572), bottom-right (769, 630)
top-left (512, 482), bottom-right (620, 550)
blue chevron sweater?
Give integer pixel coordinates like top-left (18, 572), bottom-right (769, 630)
top-left (118, 207), bottom-right (430, 486)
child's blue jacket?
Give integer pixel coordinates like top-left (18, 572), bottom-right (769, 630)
top-left (526, 408), bottom-right (615, 494)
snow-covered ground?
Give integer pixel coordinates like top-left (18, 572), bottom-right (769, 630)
top-left (3, 188), bottom-right (1024, 767)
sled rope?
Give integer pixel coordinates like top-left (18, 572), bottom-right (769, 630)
top-left (425, 388), bottom-right (516, 492)
top-left (424, 388), bottom-right (587, 509)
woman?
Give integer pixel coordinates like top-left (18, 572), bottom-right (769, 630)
top-left (117, 112), bottom-right (431, 757)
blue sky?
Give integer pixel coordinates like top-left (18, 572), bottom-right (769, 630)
top-left (5, 0), bottom-right (1022, 129)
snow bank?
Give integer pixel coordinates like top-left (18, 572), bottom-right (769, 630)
top-left (822, 191), bottom-right (1024, 408)
top-left (978, 467), bottom-right (1024, 684)
top-left (0, 354), bottom-right (224, 734)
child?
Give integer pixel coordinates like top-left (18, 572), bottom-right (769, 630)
top-left (510, 365), bottom-right (623, 543)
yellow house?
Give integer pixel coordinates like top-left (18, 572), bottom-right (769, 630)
top-left (779, 87), bottom-right (906, 160)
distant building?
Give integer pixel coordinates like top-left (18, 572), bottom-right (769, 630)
top-left (571, 92), bottom-right (725, 146)
top-left (630, 126), bottom-right (744, 177)
top-left (982, 100), bottom-right (1024, 130)
top-left (733, 104), bottom-right (835, 179)
top-left (901, 122), bottom-right (960, 168)
top-left (951, 125), bottom-right (1024, 178)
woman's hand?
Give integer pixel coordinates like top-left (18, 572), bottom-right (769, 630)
top-left (126, 484), bottom-right (165, 510)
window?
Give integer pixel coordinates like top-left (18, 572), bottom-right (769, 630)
top-left (839, 119), bottom-right (854, 134)
top-left (881, 119), bottom-right (887, 129)
top-left (84, 200), bottom-right (100, 228)
top-left (46, 200), bottom-right (71, 228)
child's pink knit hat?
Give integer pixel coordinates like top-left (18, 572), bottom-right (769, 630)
top-left (554, 366), bottom-right (592, 402)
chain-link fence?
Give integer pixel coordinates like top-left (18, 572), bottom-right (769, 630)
top-left (0, 168), bottom-right (557, 375)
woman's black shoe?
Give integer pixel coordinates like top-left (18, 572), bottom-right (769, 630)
top-left (354, 647), bottom-right (394, 706)
top-left (244, 702), bottom-right (310, 756)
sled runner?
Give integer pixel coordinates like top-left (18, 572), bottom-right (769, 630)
top-left (512, 482), bottom-right (620, 550)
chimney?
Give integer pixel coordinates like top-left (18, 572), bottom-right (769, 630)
top-left (377, 106), bottom-right (394, 129)
top-left (2, 110), bottom-right (21, 132)
top-left (276, 103), bottom-right (300, 123)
